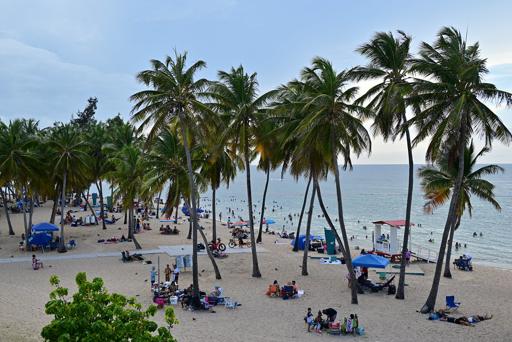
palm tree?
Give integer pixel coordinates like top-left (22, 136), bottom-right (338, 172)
top-left (411, 27), bottom-right (512, 313)
top-left (109, 144), bottom-right (144, 250)
top-left (419, 142), bottom-right (502, 278)
top-left (271, 83), bottom-right (313, 252)
top-left (206, 65), bottom-right (276, 278)
top-left (291, 57), bottom-right (371, 304)
top-left (255, 119), bottom-right (282, 243)
top-left (131, 52), bottom-right (208, 306)
top-left (0, 120), bottom-right (40, 242)
top-left (85, 123), bottom-right (113, 230)
top-left (199, 132), bottom-right (238, 242)
top-left (352, 31), bottom-right (414, 299)
top-left (47, 124), bottom-right (90, 252)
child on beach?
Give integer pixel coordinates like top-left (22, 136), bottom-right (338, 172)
top-left (304, 308), bottom-right (314, 332)
top-left (313, 311), bottom-right (323, 333)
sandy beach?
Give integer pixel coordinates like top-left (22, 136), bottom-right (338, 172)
top-left (1, 203), bottom-right (511, 342)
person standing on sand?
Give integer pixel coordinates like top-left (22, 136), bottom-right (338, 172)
top-left (173, 264), bottom-right (180, 285)
top-left (150, 266), bottom-right (156, 287)
top-left (405, 249), bottom-right (411, 266)
top-left (164, 264), bottom-right (172, 282)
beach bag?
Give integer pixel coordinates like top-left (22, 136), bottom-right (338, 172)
top-left (357, 327), bottom-right (365, 336)
top-left (388, 284), bottom-right (396, 295)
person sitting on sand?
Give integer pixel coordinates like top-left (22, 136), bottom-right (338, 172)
top-left (313, 311), bottom-right (324, 333)
top-left (209, 286), bottom-right (222, 298)
top-left (266, 280), bottom-right (280, 297)
top-left (291, 280), bottom-right (298, 295)
top-left (159, 224), bottom-right (165, 232)
top-left (32, 255), bottom-right (43, 270)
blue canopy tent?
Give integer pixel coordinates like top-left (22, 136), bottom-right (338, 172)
top-left (290, 234), bottom-right (323, 251)
top-left (29, 233), bottom-right (52, 250)
top-left (32, 222), bottom-right (59, 233)
top-left (181, 205), bottom-right (205, 217)
top-left (352, 254), bottom-right (390, 269)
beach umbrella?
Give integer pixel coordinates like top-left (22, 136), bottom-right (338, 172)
top-left (262, 218), bottom-right (276, 224)
top-left (352, 254), bottom-right (389, 269)
top-left (31, 222), bottom-right (59, 233)
top-left (29, 233), bottom-right (52, 247)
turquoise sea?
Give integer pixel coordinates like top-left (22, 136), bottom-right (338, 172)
top-left (200, 165), bottom-right (512, 269)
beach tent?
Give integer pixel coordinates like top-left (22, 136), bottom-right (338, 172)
top-left (352, 254), bottom-right (389, 269)
top-left (29, 233), bottom-right (52, 247)
top-left (291, 234), bottom-right (323, 251)
top-left (32, 222), bottom-right (59, 233)
top-left (181, 205), bottom-right (205, 216)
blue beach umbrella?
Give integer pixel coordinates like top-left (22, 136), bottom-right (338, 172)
top-left (262, 218), bottom-right (276, 225)
top-left (32, 222), bottom-right (59, 233)
top-left (29, 233), bottom-right (52, 247)
top-left (352, 254), bottom-right (389, 269)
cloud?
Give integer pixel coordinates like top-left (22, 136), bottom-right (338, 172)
top-left (0, 38), bottom-right (136, 126)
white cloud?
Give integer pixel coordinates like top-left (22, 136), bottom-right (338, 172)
top-left (0, 38), bottom-right (136, 126)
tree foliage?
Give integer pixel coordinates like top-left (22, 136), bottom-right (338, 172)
top-left (41, 272), bottom-right (177, 342)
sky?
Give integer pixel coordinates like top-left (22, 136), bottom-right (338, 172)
top-left (0, 0), bottom-right (511, 164)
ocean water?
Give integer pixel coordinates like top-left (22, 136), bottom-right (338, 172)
top-left (200, 164), bottom-right (512, 269)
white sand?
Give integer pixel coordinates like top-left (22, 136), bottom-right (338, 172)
top-left (1, 203), bottom-right (511, 341)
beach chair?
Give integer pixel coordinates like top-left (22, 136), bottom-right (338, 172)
top-left (445, 295), bottom-right (461, 312)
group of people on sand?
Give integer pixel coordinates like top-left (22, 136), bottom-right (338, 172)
top-left (429, 309), bottom-right (492, 326)
top-left (160, 224), bottom-right (179, 235)
top-left (266, 280), bottom-right (300, 299)
top-left (305, 308), bottom-right (362, 335)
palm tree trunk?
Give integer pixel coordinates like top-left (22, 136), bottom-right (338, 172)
top-left (98, 181), bottom-right (107, 230)
top-left (314, 182), bottom-right (344, 251)
top-left (50, 192), bottom-right (58, 224)
top-left (28, 194), bottom-right (35, 231)
top-left (187, 218), bottom-right (192, 239)
top-left (330, 140), bottom-right (358, 304)
top-left (444, 218), bottom-right (459, 278)
top-left (124, 209), bottom-right (128, 225)
top-left (421, 118), bottom-right (467, 314)
top-left (256, 167), bottom-right (270, 243)
top-left (22, 187), bottom-right (30, 247)
top-left (58, 172), bottom-right (67, 253)
top-left (128, 206), bottom-right (134, 239)
top-left (302, 181), bottom-right (317, 276)
top-left (1, 188), bottom-right (15, 235)
top-left (244, 143), bottom-right (261, 278)
top-left (293, 176), bottom-right (312, 252)
top-left (81, 192), bottom-right (99, 224)
top-left (396, 121), bottom-right (414, 300)
top-left (156, 190), bottom-right (162, 219)
top-left (177, 113), bottom-right (201, 308)
top-left (131, 205), bottom-right (142, 250)
top-left (212, 187), bottom-right (217, 242)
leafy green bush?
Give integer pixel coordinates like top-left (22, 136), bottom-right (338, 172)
top-left (41, 272), bottom-right (178, 341)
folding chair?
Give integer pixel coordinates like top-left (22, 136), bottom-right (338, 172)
top-left (445, 295), bottom-right (461, 312)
